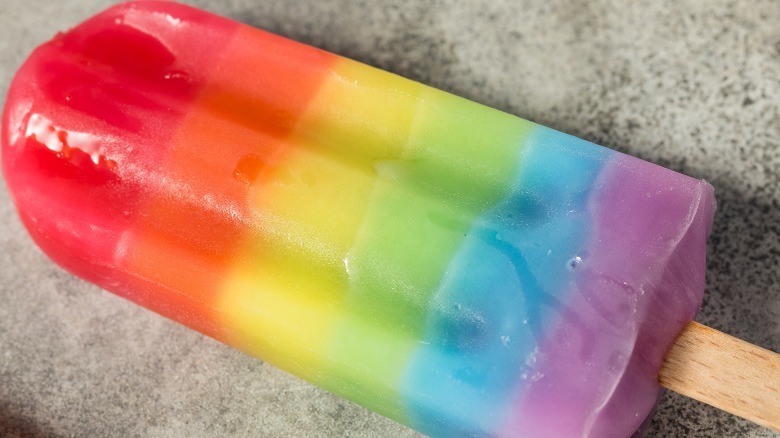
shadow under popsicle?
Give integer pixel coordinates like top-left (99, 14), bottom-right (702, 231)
top-left (0, 400), bottom-right (59, 438)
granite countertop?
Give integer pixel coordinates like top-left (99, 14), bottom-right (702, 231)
top-left (1, 1), bottom-right (778, 437)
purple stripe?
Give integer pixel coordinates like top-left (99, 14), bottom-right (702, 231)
top-left (501, 153), bottom-right (715, 437)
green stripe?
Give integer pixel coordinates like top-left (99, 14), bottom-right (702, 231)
top-left (318, 87), bottom-right (533, 421)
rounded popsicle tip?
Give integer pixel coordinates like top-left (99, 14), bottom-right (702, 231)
top-left (1, 0), bottom-right (238, 284)
top-left (2, 42), bottom-right (131, 283)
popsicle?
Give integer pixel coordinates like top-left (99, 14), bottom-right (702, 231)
top-left (1, 2), bottom-right (776, 436)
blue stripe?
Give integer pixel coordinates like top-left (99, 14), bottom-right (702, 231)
top-left (400, 126), bottom-right (612, 436)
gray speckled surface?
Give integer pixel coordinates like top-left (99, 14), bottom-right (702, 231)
top-left (1, 0), bottom-right (778, 437)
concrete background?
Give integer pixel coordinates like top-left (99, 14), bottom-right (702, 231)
top-left (1, 0), bottom-right (778, 437)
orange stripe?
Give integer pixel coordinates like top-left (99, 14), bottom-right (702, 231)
top-left (124, 24), bottom-right (338, 340)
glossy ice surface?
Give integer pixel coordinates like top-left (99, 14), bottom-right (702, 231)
top-left (1, 2), bottom-right (715, 437)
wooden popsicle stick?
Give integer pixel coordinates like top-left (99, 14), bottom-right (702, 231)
top-left (659, 321), bottom-right (780, 432)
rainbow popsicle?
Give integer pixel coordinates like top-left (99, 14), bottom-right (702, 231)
top-left (1, 2), bottom-right (716, 437)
